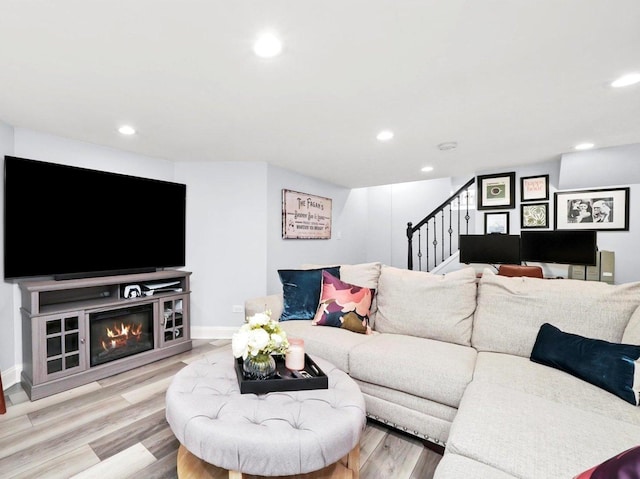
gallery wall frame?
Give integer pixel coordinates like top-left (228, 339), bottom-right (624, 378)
top-left (521, 202), bottom-right (549, 229)
top-left (282, 189), bottom-right (333, 239)
top-left (554, 187), bottom-right (630, 231)
top-left (477, 172), bottom-right (516, 210)
top-left (484, 211), bottom-right (510, 234)
top-left (520, 174), bottom-right (549, 202)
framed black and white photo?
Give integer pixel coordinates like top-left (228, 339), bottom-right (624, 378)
top-left (521, 203), bottom-right (549, 229)
top-left (484, 212), bottom-right (510, 234)
top-left (477, 172), bottom-right (516, 210)
top-left (554, 187), bottom-right (630, 231)
top-left (520, 174), bottom-right (549, 202)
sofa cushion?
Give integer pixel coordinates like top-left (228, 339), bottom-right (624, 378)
top-left (531, 323), bottom-right (640, 405)
top-left (374, 266), bottom-right (477, 346)
top-left (302, 262), bottom-right (381, 290)
top-left (623, 305), bottom-right (640, 345)
top-left (435, 453), bottom-right (519, 479)
top-left (473, 352), bottom-right (640, 425)
top-left (278, 267), bottom-right (340, 321)
top-left (348, 333), bottom-right (477, 408)
top-left (277, 319), bottom-right (373, 373)
top-left (312, 270), bottom-right (373, 334)
top-left (573, 445), bottom-right (640, 479)
top-left (472, 270), bottom-right (640, 357)
top-left (447, 381), bottom-right (640, 479)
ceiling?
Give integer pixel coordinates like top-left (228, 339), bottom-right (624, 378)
top-left (1, 1), bottom-right (639, 188)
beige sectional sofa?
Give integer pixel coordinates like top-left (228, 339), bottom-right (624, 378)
top-left (245, 262), bottom-right (640, 479)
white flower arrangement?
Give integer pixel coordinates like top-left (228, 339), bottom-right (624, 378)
top-left (232, 311), bottom-right (289, 360)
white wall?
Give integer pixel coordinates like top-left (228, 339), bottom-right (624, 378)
top-left (175, 161), bottom-right (268, 335)
top-left (265, 165), bottom-right (368, 294)
top-left (0, 122), bottom-right (16, 379)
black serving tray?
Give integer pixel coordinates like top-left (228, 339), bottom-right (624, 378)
top-left (235, 354), bottom-right (328, 394)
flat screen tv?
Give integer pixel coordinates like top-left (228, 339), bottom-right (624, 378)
top-left (4, 156), bottom-right (186, 280)
top-left (459, 234), bottom-right (521, 265)
top-left (520, 230), bottom-right (597, 266)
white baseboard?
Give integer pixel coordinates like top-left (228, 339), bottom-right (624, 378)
top-left (191, 326), bottom-right (236, 339)
top-left (2, 365), bottom-right (21, 391)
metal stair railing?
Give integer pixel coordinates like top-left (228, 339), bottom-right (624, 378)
top-left (407, 178), bottom-right (475, 271)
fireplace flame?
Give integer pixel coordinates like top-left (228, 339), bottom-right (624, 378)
top-left (100, 322), bottom-right (143, 351)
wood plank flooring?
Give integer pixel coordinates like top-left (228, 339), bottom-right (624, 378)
top-left (1, 339), bottom-right (441, 479)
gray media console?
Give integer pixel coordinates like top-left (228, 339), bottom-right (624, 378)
top-left (19, 270), bottom-right (192, 400)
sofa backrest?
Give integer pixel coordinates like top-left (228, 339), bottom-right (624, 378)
top-left (472, 270), bottom-right (640, 357)
top-left (373, 266), bottom-right (478, 346)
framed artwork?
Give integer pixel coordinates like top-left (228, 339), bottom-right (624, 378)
top-left (554, 187), bottom-right (630, 231)
top-left (477, 172), bottom-right (516, 210)
top-left (282, 189), bottom-right (332, 239)
top-left (520, 174), bottom-right (549, 202)
top-left (484, 212), bottom-right (510, 234)
top-left (521, 202), bottom-right (549, 229)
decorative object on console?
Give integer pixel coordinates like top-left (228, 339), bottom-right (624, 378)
top-left (554, 187), bottom-right (630, 231)
top-left (484, 211), bottom-right (509, 234)
top-left (476, 171), bottom-right (516, 210)
top-left (573, 444), bottom-right (640, 479)
top-left (520, 202), bottom-right (549, 229)
top-left (278, 267), bottom-right (340, 321)
top-left (122, 284), bottom-right (142, 298)
top-left (281, 189), bottom-right (332, 239)
top-left (232, 311), bottom-right (289, 380)
top-left (520, 174), bottom-right (549, 202)
top-left (531, 323), bottom-right (640, 405)
top-left (312, 270), bottom-right (373, 334)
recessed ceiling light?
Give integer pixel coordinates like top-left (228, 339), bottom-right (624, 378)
top-left (253, 32), bottom-right (283, 58)
top-left (574, 142), bottom-right (594, 151)
top-left (376, 130), bottom-right (394, 142)
top-left (118, 125), bottom-right (136, 135)
top-left (437, 141), bottom-right (457, 151)
top-left (421, 166), bottom-right (434, 173)
top-left (611, 73), bottom-right (640, 88)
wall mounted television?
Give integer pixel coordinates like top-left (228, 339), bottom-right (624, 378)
top-left (459, 234), bottom-right (521, 265)
top-left (4, 156), bottom-right (186, 280)
top-left (520, 230), bottom-right (597, 266)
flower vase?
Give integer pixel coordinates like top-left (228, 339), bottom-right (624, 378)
top-left (243, 353), bottom-right (276, 380)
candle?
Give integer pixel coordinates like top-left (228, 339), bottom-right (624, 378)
top-left (285, 338), bottom-right (305, 371)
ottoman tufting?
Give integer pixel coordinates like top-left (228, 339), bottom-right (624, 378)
top-left (166, 351), bottom-right (366, 478)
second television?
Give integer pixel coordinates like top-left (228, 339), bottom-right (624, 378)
top-left (520, 230), bottom-right (597, 265)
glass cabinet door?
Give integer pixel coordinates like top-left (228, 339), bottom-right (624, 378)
top-left (38, 312), bottom-right (86, 382)
top-left (161, 295), bottom-right (188, 346)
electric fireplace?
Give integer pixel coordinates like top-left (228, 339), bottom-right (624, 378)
top-left (90, 303), bottom-right (154, 367)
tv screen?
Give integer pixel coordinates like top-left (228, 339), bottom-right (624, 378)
top-left (4, 156), bottom-right (186, 279)
top-left (520, 230), bottom-right (597, 266)
top-left (459, 234), bottom-right (521, 264)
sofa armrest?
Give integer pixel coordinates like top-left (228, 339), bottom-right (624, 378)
top-left (245, 293), bottom-right (284, 320)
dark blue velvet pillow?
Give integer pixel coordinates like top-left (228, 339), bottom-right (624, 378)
top-left (278, 267), bottom-right (340, 321)
top-left (531, 323), bottom-right (640, 405)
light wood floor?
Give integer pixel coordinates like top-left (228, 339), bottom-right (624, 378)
top-left (0, 339), bottom-right (441, 479)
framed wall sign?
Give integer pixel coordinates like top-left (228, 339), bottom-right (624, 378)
top-left (554, 187), bottom-right (630, 231)
top-left (484, 212), bottom-right (510, 234)
top-left (282, 189), bottom-right (332, 239)
top-left (520, 174), bottom-right (549, 202)
top-left (477, 172), bottom-right (516, 210)
top-left (521, 202), bottom-right (549, 229)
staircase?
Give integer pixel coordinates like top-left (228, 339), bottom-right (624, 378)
top-left (407, 178), bottom-right (475, 271)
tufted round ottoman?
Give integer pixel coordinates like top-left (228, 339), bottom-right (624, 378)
top-left (166, 351), bottom-right (366, 478)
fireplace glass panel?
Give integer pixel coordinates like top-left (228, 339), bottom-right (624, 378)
top-left (90, 303), bottom-right (154, 367)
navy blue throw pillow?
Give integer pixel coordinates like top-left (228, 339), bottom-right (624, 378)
top-left (530, 323), bottom-right (640, 405)
top-left (278, 267), bottom-right (340, 321)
